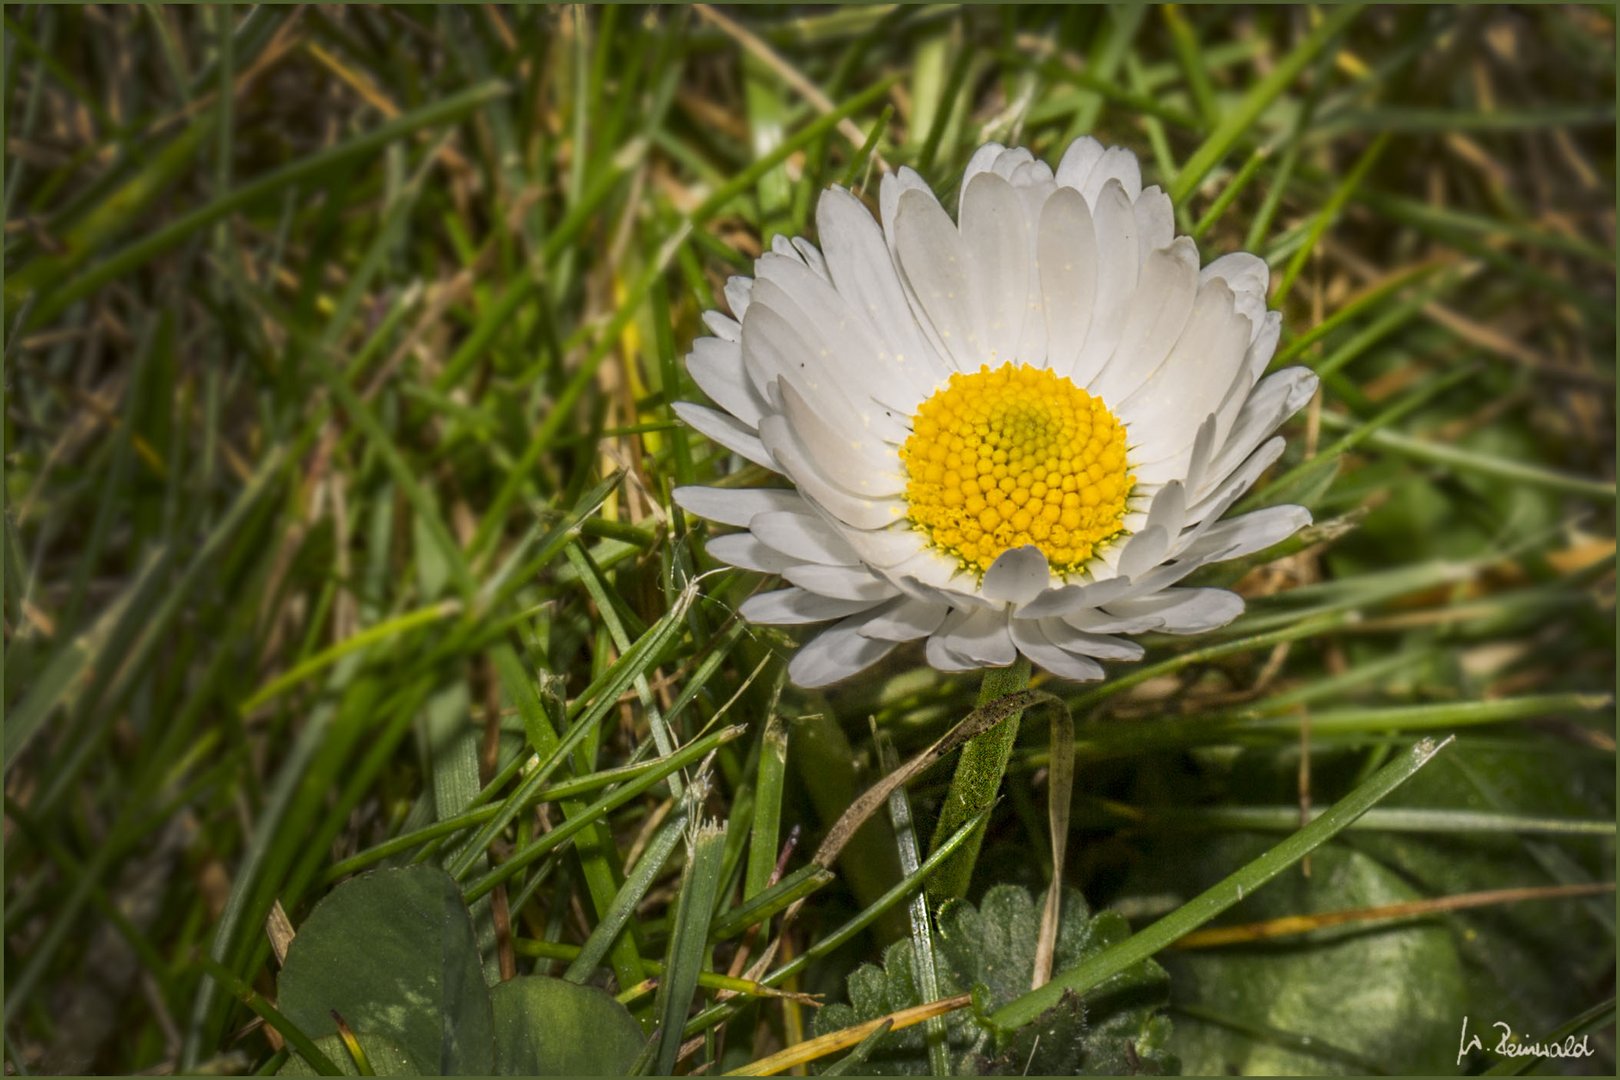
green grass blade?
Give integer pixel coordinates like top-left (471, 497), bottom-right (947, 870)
top-left (17, 80), bottom-right (509, 328)
top-left (651, 818), bottom-right (728, 1076)
top-left (565, 809), bottom-right (688, 984)
top-left (1169, 4), bottom-right (1363, 204)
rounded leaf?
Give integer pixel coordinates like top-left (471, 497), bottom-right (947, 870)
top-left (276, 866), bottom-right (495, 1075)
top-left (490, 976), bottom-right (646, 1076)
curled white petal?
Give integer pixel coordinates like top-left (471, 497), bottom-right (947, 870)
top-left (750, 510), bottom-right (862, 566)
top-left (739, 588), bottom-right (878, 626)
top-left (789, 616), bottom-right (899, 687)
top-left (981, 545), bottom-right (1052, 606)
top-left (672, 402), bottom-right (774, 469)
top-left (688, 336), bottom-right (767, 427)
top-left (1010, 619), bottom-right (1107, 682)
top-left (1103, 588), bottom-right (1245, 635)
top-left (782, 562), bottom-right (900, 603)
top-left (856, 597), bottom-right (951, 642)
top-left (673, 486), bottom-right (804, 527)
top-left (706, 533), bottom-right (801, 574)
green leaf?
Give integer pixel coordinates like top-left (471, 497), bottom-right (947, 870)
top-left (979, 990), bottom-right (1177, 1077)
top-left (1147, 837), bottom-right (1466, 1074)
top-left (812, 885), bottom-right (1175, 1075)
top-left (278, 1032), bottom-right (422, 1076)
top-left (489, 976), bottom-right (646, 1076)
top-left (276, 866), bottom-right (495, 1075)
top-left (1347, 743), bottom-right (1615, 1063)
top-left (651, 819), bottom-right (729, 1075)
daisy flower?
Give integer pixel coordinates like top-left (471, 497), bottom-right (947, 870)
top-left (674, 138), bottom-right (1317, 688)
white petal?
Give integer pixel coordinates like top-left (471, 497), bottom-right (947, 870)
top-left (790, 617), bottom-right (899, 687)
top-left (1012, 219), bottom-right (1049, 366)
top-left (1182, 436), bottom-right (1285, 534)
top-left (703, 311), bottom-right (740, 342)
top-left (817, 187), bottom-right (949, 393)
top-left (960, 171), bottom-right (1032, 366)
top-left (724, 276), bottom-right (754, 321)
top-left (1114, 280), bottom-right (1250, 462)
top-left (1055, 137), bottom-right (1106, 191)
top-left (1143, 480), bottom-right (1188, 542)
top-left (1202, 250), bottom-right (1267, 295)
top-left (1008, 158), bottom-right (1055, 191)
top-left (782, 562), bottom-right (900, 602)
top-left (1231, 307), bottom-right (1283, 396)
top-left (989, 146), bottom-right (1036, 182)
top-left (1040, 620), bottom-right (1145, 661)
top-left (674, 485), bottom-right (804, 527)
top-left (880, 167), bottom-right (937, 253)
top-left (777, 381), bottom-right (904, 494)
top-left (856, 596), bottom-right (951, 641)
top-left (1207, 310), bottom-right (1285, 454)
top-left (1183, 411), bottom-right (1221, 495)
top-left (1242, 309), bottom-right (1283, 385)
top-left (1058, 606), bottom-right (1164, 635)
top-left (889, 548), bottom-right (995, 603)
top-left (737, 297), bottom-right (795, 401)
top-left (934, 606), bottom-right (1016, 666)
top-left (751, 510), bottom-right (862, 565)
top-left (1010, 618), bottom-right (1106, 681)
top-left (1081, 146), bottom-right (1142, 205)
top-left (771, 233), bottom-right (803, 263)
top-left (1116, 524), bottom-right (1170, 580)
top-left (925, 630), bottom-right (984, 673)
top-left (1104, 588), bottom-right (1244, 635)
top-left (672, 402), bottom-right (775, 469)
top-left (1108, 526), bottom-right (1276, 607)
top-left (838, 523), bottom-right (928, 569)
top-left (1133, 186), bottom-right (1174, 260)
top-left (980, 545), bottom-right (1051, 606)
top-left (1017, 575), bottom-right (1137, 619)
top-left (1038, 186), bottom-right (1099, 381)
top-left (1069, 180), bottom-right (1139, 389)
top-left (959, 143), bottom-right (1008, 213)
top-left (749, 259), bottom-right (917, 432)
top-left (740, 587), bottom-right (877, 625)
top-left (1179, 504), bottom-right (1310, 563)
top-left (792, 236), bottom-right (830, 280)
top-left (893, 187), bottom-right (985, 371)
top-left (758, 415), bottom-right (906, 530)
top-left (902, 572), bottom-right (997, 611)
top-left (1137, 409), bottom-right (1217, 488)
top-left (707, 532), bottom-right (800, 573)
top-left (1088, 236), bottom-right (1200, 405)
top-left (1115, 505), bottom-right (1306, 602)
top-left (688, 336), bottom-right (768, 427)
top-left (1197, 367), bottom-right (1318, 502)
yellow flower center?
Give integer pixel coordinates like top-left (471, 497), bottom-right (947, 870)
top-left (899, 363), bottom-right (1135, 577)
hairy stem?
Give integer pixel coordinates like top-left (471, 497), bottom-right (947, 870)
top-left (926, 657), bottom-right (1032, 902)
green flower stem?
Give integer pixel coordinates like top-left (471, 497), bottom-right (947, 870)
top-left (927, 657), bottom-right (1033, 902)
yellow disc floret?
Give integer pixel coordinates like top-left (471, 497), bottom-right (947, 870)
top-left (899, 363), bottom-right (1135, 577)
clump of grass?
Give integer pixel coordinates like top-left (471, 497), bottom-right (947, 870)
top-left (3, 5), bottom-right (1614, 1075)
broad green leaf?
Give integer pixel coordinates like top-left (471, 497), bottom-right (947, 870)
top-left (490, 976), bottom-right (646, 1076)
top-left (812, 885), bottom-right (1176, 1075)
top-left (979, 989), bottom-right (1176, 1077)
top-left (276, 866), bottom-right (495, 1075)
top-left (1147, 837), bottom-right (1466, 1074)
top-left (1348, 743), bottom-right (1614, 1065)
top-left (278, 1032), bottom-right (422, 1076)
